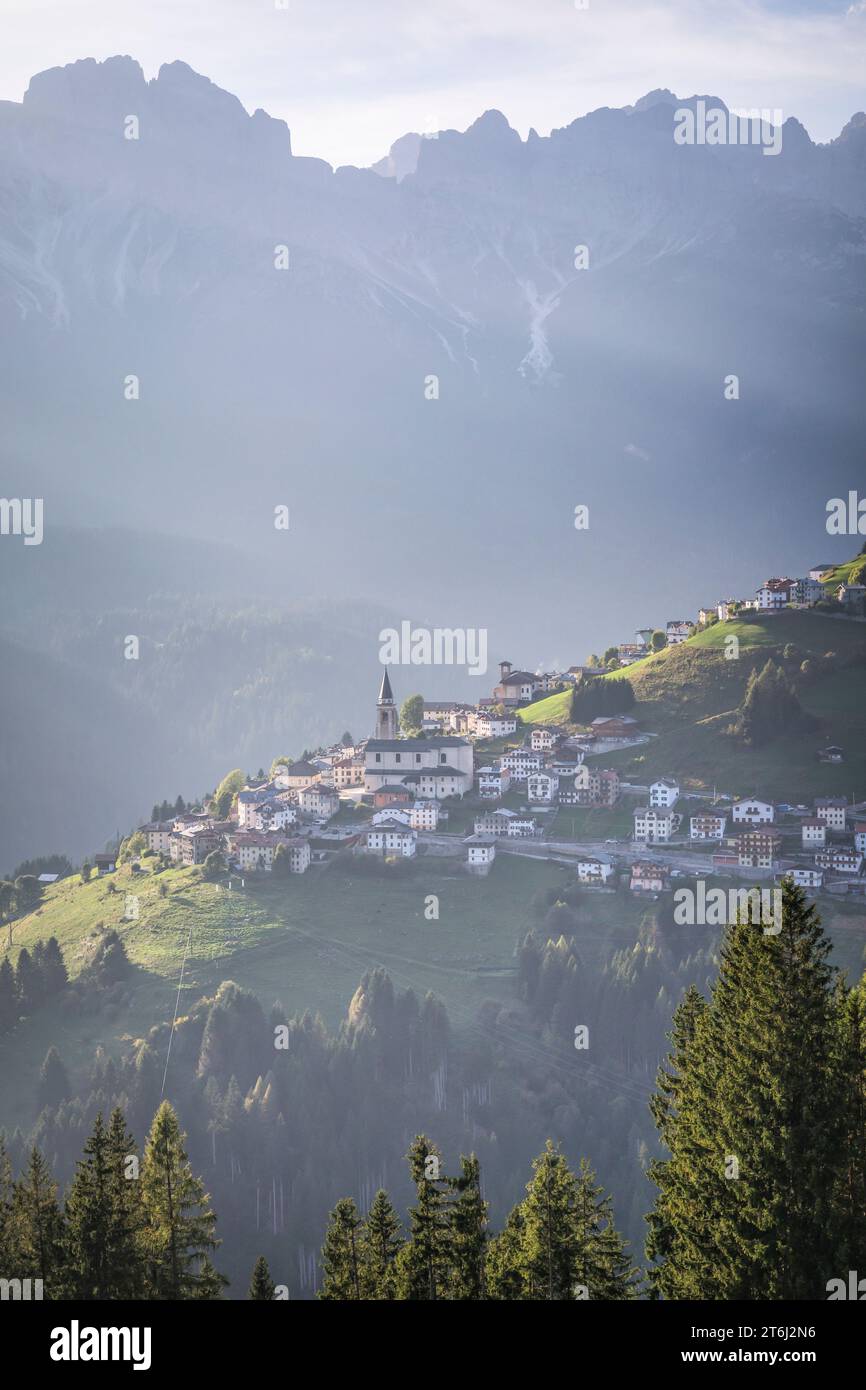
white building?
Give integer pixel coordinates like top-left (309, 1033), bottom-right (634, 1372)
top-left (465, 835), bottom-right (496, 871)
top-left (689, 813), bottom-right (727, 841)
top-left (229, 832), bottom-right (310, 873)
top-left (530, 728), bottom-right (557, 752)
top-left (815, 848), bottom-right (863, 875)
top-left (855, 823), bottom-right (866, 854)
top-left (731, 798), bottom-right (775, 825)
top-left (815, 798), bottom-right (847, 832)
top-left (477, 767), bottom-right (511, 800)
top-left (666, 621), bottom-right (691, 645)
top-left (634, 806), bottom-right (675, 843)
top-left (359, 823), bottom-right (417, 857)
top-left (298, 785), bottom-right (341, 820)
top-left (474, 809), bottom-right (536, 838)
top-left (801, 818), bottom-right (827, 848)
top-left (527, 771), bottom-right (559, 806)
top-left (575, 858), bottom-right (614, 884)
top-left (407, 800), bottom-right (440, 831)
top-left (475, 711), bottom-right (518, 739)
top-left (501, 748), bottom-right (543, 779)
top-left (784, 867), bottom-right (823, 889)
top-left (649, 778), bottom-right (680, 809)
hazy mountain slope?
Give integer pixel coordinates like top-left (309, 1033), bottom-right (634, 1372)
top-left (1, 59), bottom-right (865, 655)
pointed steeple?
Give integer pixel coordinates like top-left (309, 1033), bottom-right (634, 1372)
top-left (378, 668), bottom-right (394, 704)
top-left (375, 668), bottom-right (398, 740)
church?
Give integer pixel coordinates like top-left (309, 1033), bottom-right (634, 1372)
top-left (364, 671), bottom-right (474, 799)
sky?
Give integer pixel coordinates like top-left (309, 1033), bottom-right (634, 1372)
top-left (0, 0), bottom-right (864, 167)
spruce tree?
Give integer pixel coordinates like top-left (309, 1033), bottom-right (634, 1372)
top-left (521, 1141), bottom-right (581, 1299)
top-left (361, 1189), bottom-right (402, 1299)
top-left (65, 1110), bottom-right (145, 1299)
top-left (573, 1158), bottom-right (640, 1299)
top-left (448, 1154), bottom-right (488, 1299)
top-left (647, 882), bottom-right (845, 1299)
top-left (319, 1198), bottom-right (364, 1300)
top-left (485, 1205), bottom-right (529, 1300)
top-left (139, 1100), bottom-right (225, 1299)
top-left (248, 1254), bottom-right (277, 1299)
top-left (395, 1136), bottom-right (451, 1300)
top-left (10, 1146), bottom-right (66, 1296)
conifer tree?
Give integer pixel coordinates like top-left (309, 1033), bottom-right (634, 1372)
top-left (831, 979), bottom-right (866, 1269)
top-left (65, 1110), bottom-right (145, 1299)
top-left (573, 1158), bottom-right (640, 1299)
top-left (319, 1198), bottom-right (364, 1300)
top-left (10, 1146), bottom-right (66, 1296)
top-left (395, 1136), bottom-right (451, 1300)
top-left (521, 1141), bottom-right (581, 1299)
top-left (448, 1154), bottom-right (488, 1299)
top-left (361, 1189), bottom-right (402, 1299)
top-left (248, 1253), bottom-right (277, 1300)
top-left (647, 883), bottom-right (845, 1299)
top-left (485, 1205), bottom-right (529, 1300)
top-left (0, 1140), bottom-right (13, 1269)
top-left (139, 1100), bottom-right (225, 1299)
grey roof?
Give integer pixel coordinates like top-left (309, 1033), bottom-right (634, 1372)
top-left (378, 669), bottom-right (394, 703)
top-left (367, 736), bottom-right (470, 750)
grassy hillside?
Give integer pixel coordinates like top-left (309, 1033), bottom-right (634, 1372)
top-left (0, 854), bottom-right (651, 1133)
top-left (513, 611), bottom-right (866, 799)
top-left (515, 688), bottom-right (573, 726)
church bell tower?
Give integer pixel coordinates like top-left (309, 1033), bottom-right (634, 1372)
top-left (376, 669), bottom-right (399, 740)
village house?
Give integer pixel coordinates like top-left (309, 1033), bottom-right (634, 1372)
top-left (815, 848), bottom-right (864, 876)
top-left (358, 822), bottom-right (417, 858)
top-left (464, 834), bottom-right (496, 873)
top-left (170, 826), bottom-right (221, 866)
top-left (717, 600), bottom-right (737, 622)
top-left (573, 764), bottom-right (621, 807)
top-left (475, 711), bottom-right (518, 739)
top-left (237, 786), bottom-right (278, 827)
top-left (140, 821), bottom-right (174, 854)
top-left (666, 620), bottom-right (691, 645)
top-left (227, 831), bottom-right (310, 874)
top-left (298, 784), bottom-right (340, 820)
top-left (406, 800), bottom-right (440, 832)
top-left (273, 760), bottom-right (321, 790)
top-left (527, 770), bottom-right (560, 806)
top-left (731, 797), bottom-right (775, 825)
top-left (575, 857), bottom-right (614, 884)
top-left (815, 797), bottom-right (848, 831)
top-left (400, 767), bottom-right (470, 800)
top-left (549, 749), bottom-right (584, 776)
top-left (371, 807), bottom-right (412, 827)
top-left (783, 867), bottom-right (824, 890)
top-left (793, 577), bottom-right (825, 607)
top-left (736, 831), bottom-right (782, 870)
top-left (491, 661), bottom-right (542, 706)
top-left (251, 801), bottom-right (297, 832)
top-left (855, 823), bottom-right (866, 855)
top-left (501, 748), bottom-right (543, 779)
top-left (589, 715), bottom-right (638, 742)
top-left (332, 757), bottom-right (362, 789)
top-left (801, 818), bottom-right (827, 848)
top-left (557, 773), bottom-right (578, 805)
top-left (690, 813), bottom-right (727, 841)
top-left (818, 745), bottom-right (844, 764)
top-left (697, 608), bottom-right (715, 626)
top-left (756, 578), bottom-right (796, 611)
top-left (94, 854), bottom-right (116, 876)
top-left (630, 861), bottom-right (670, 893)
top-left (373, 784), bottom-right (412, 810)
top-left (634, 806), bottom-right (675, 843)
top-left (530, 727), bottom-right (558, 752)
top-left (474, 809), bottom-right (536, 838)
top-left (477, 767), bottom-right (511, 800)
top-left (649, 778), bottom-right (680, 809)
top-left (617, 643), bottom-right (645, 666)
top-left (809, 565), bottom-right (834, 582)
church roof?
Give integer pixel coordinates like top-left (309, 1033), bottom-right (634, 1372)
top-left (367, 737), bottom-right (470, 750)
top-left (378, 669), bottom-right (394, 703)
